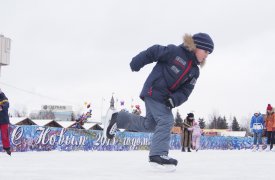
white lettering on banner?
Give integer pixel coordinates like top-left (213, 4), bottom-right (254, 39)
top-left (49, 134), bottom-right (57, 145)
top-left (79, 136), bottom-right (86, 146)
top-left (11, 126), bottom-right (23, 146)
top-left (58, 128), bottom-right (66, 145)
top-left (94, 133), bottom-right (116, 146)
top-left (93, 133), bottom-right (151, 147)
top-left (123, 136), bottom-right (151, 147)
top-left (11, 126), bottom-right (151, 149)
top-left (35, 127), bottom-right (87, 146)
top-left (36, 127), bottom-right (51, 145)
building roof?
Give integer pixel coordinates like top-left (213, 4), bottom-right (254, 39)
top-left (10, 117), bottom-right (35, 125)
top-left (10, 117), bottom-right (104, 130)
top-left (82, 122), bottom-right (104, 130)
top-left (32, 119), bottom-right (56, 126)
top-left (55, 121), bottom-right (77, 128)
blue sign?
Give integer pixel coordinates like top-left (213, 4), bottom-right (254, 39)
top-left (0, 125), bottom-right (260, 152)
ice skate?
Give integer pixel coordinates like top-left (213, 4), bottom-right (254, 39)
top-left (252, 145), bottom-right (257, 152)
top-left (103, 107), bottom-right (118, 139)
top-left (181, 147), bottom-right (185, 152)
top-left (258, 145), bottom-right (263, 152)
top-left (106, 113), bottom-right (118, 139)
top-left (149, 155), bottom-right (177, 172)
top-left (265, 145), bottom-right (270, 152)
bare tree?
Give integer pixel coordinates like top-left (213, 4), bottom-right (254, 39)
top-left (10, 107), bottom-right (28, 117)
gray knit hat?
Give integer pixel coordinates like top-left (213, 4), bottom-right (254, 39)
top-left (193, 33), bottom-right (214, 54)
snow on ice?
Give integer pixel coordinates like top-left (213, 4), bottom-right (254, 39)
top-left (1, 150), bottom-right (275, 180)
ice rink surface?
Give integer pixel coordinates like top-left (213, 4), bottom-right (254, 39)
top-left (1, 150), bottom-right (275, 180)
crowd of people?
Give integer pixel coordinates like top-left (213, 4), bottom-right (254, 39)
top-left (250, 104), bottom-right (275, 152)
top-left (180, 103), bottom-right (275, 153)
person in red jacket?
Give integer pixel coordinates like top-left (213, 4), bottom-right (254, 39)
top-left (0, 89), bottom-right (11, 155)
top-left (265, 104), bottom-right (275, 151)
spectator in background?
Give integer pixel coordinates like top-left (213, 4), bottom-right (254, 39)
top-left (250, 111), bottom-right (264, 152)
top-left (181, 113), bottom-right (195, 152)
top-left (188, 121), bottom-right (203, 152)
top-left (0, 89), bottom-right (11, 155)
top-left (264, 104), bottom-right (275, 151)
top-left (272, 107), bottom-right (275, 152)
top-left (132, 105), bottom-right (141, 115)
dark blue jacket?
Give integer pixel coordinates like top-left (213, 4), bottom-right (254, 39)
top-left (130, 44), bottom-right (200, 107)
top-left (0, 92), bottom-right (10, 125)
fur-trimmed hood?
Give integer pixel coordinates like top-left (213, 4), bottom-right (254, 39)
top-left (183, 34), bottom-right (196, 52)
top-left (182, 34), bottom-right (206, 67)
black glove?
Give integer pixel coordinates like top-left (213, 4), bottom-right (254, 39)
top-left (165, 97), bottom-right (175, 109)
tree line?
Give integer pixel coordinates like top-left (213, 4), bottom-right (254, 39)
top-left (174, 110), bottom-right (245, 131)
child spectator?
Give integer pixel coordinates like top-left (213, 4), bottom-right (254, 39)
top-left (188, 121), bottom-right (203, 151)
top-left (250, 111), bottom-right (264, 152)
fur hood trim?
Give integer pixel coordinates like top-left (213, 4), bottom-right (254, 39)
top-left (183, 34), bottom-right (196, 52)
top-left (183, 34), bottom-right (206, 68)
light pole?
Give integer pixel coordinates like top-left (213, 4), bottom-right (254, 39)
top-left (0, 34), bottom-right (11, 76)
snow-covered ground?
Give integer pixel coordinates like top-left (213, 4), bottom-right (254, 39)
top-left (1, 150), bottom-right (275, 180)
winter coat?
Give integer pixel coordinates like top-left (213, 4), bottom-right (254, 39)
top-left (0, 92), bottom-right (10, 125)
top-left (130, 35), bottom-right (200, 107)
top-left (181, 118), bottom-right (194, 148)
top-left (250, 114), bottom-right (264, 133)
top-left (265, 113), bottom-right (275, 131)
top-left (188, 124), bottom-right (203, 137)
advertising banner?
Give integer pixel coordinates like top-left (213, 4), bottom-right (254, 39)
top-left (0, 125), bottom-right (256, 152)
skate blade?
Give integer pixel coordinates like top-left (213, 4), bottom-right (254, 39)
top-left (149, 162), bottom-right (176, 172)
top-left (102, 108), bottom-right (116, 139)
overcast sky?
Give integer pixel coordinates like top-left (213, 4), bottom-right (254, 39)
top-left (0, 0), bottom-right (274, 124)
